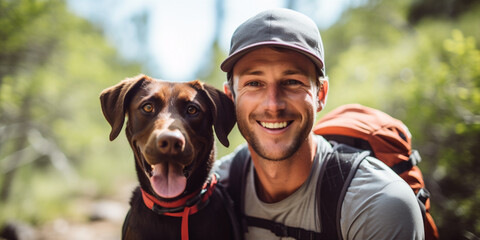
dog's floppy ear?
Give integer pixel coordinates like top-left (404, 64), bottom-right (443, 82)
top-left (100, 75), bottom-right (149, 141)
top-left (192, 81), bottom-right (236, 147)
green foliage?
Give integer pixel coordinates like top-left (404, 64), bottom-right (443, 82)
top-left (0, 0), bottom-right (141, 225)
top-left (0, 0), bottom-right (56, 79)
top-left (403, 27), bottom-right (480, 239)
top-left (320, 1), bottom-right (480, 238)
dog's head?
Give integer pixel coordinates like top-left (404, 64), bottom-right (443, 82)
top-left (100, 74), bottom-right (236, 200)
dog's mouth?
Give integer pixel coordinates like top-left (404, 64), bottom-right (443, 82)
top-left (133, 136), bottom-right (197, 199)
top-left (141, 153), bottom-right (193, 199)
top-left (146, 162), bottom-right (187, 199)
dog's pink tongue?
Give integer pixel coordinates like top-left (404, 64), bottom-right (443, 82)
top-left (150, 162), bottom-right (186, 199)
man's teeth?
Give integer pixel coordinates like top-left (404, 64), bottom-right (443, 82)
top-left (261, 122), bottom-right (288, 129)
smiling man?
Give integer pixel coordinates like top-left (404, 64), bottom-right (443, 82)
top-left (214, 8), bottom-right (424, 240)
top-left (229, 47), bottom-right (321, 204)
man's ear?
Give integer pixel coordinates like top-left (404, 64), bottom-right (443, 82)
top-left (223, 82), bottom-right (234, 101)
top-left (317, 80), bottom-right (329, 112)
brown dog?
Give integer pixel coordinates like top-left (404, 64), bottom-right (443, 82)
top-left (100, 75), bottom-right (238, 240)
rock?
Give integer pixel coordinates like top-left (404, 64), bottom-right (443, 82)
top-left (0, 221), bottom-right (36, 240)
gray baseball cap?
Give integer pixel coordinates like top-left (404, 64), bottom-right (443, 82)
top-left (221, 8), bottom-right (325, 77)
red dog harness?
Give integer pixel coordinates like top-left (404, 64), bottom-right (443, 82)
top-left (141, 174), bottom-right (218, 240)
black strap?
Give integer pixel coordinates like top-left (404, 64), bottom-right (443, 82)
top-left (215, 183), bottom-right (242, 240)
top-left (318, 142), bottom-right (370, 239)
top-left (245, 215), bottom-right (322, 240)
top-left (227, 145), bottom-right (251, 238)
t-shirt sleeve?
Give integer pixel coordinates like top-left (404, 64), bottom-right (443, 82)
top-left (341, 157), bottom-right (424, 240)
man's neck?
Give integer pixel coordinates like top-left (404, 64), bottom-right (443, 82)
top-left (250, 134), bottom-right (317, 203)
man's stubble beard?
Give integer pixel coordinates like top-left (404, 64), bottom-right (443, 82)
top-left (237, 111), bottom-right (313, 161)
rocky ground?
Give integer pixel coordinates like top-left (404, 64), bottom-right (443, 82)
top-left (1, 183), bottom-right (135, 240)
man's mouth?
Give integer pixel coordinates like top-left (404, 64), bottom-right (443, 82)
top-left (259, 121), bottom-right (292, 129)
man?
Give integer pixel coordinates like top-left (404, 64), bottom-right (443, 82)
top-left (213, 8), bottom-right (424, 239)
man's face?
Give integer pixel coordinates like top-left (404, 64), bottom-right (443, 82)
top-left (230, 47), bottom-right (320, 161)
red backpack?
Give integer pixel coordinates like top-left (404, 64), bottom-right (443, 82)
top-left (313, 103), bottom-right (439, 240)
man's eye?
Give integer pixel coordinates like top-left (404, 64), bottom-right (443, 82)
top-left (246, 81), bottom-right (261, 87)
top-left (284, 79), bottom-right (301, 85)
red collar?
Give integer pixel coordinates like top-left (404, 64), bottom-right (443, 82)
top-left (141, 174), bottom-right (218, 240)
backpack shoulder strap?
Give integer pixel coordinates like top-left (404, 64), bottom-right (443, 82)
top-left (227, 144), bottom-right (251, 236)
top-left (214, 180), bottom-right (243, 240)
top-left (317, 142), bottom-right (370, 239)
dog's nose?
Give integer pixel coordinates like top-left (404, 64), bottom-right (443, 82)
top-left (157, 130), bottom-right (185, 155)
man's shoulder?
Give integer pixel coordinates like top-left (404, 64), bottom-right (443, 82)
top-left (356, 156), bottom-right (406, 185)
top-left (341, 156), bottom-right (424, 239)
top-left (348, 156), bottom-right (416, 205)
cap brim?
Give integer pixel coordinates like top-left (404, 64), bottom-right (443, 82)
top-left (220, 42), bottom-right (325, 76)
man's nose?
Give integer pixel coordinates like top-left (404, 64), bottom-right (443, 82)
top-left (262, 85), bottom-right (286, 112)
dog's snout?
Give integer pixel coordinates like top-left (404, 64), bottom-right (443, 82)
top-left (157, 130), bottom-right (185, 155)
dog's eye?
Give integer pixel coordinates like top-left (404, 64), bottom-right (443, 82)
top-left (186, 105), bottom-right (198, 115)
top-left (142, 103), bottom-right (154, 113)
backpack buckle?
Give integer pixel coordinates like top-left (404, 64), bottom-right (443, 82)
top-left (410, 150), bottom-right (422, 166)
top-left (416, 188), bottom-right (430, 205)
top-left (272, 222), bottom-right (288, 237)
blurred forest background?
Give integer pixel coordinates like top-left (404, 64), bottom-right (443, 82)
top-left (0, 0), bottom-right (479, 239)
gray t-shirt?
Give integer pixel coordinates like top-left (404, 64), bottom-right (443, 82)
top-left (213, 135), bottom-right (424, 240)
